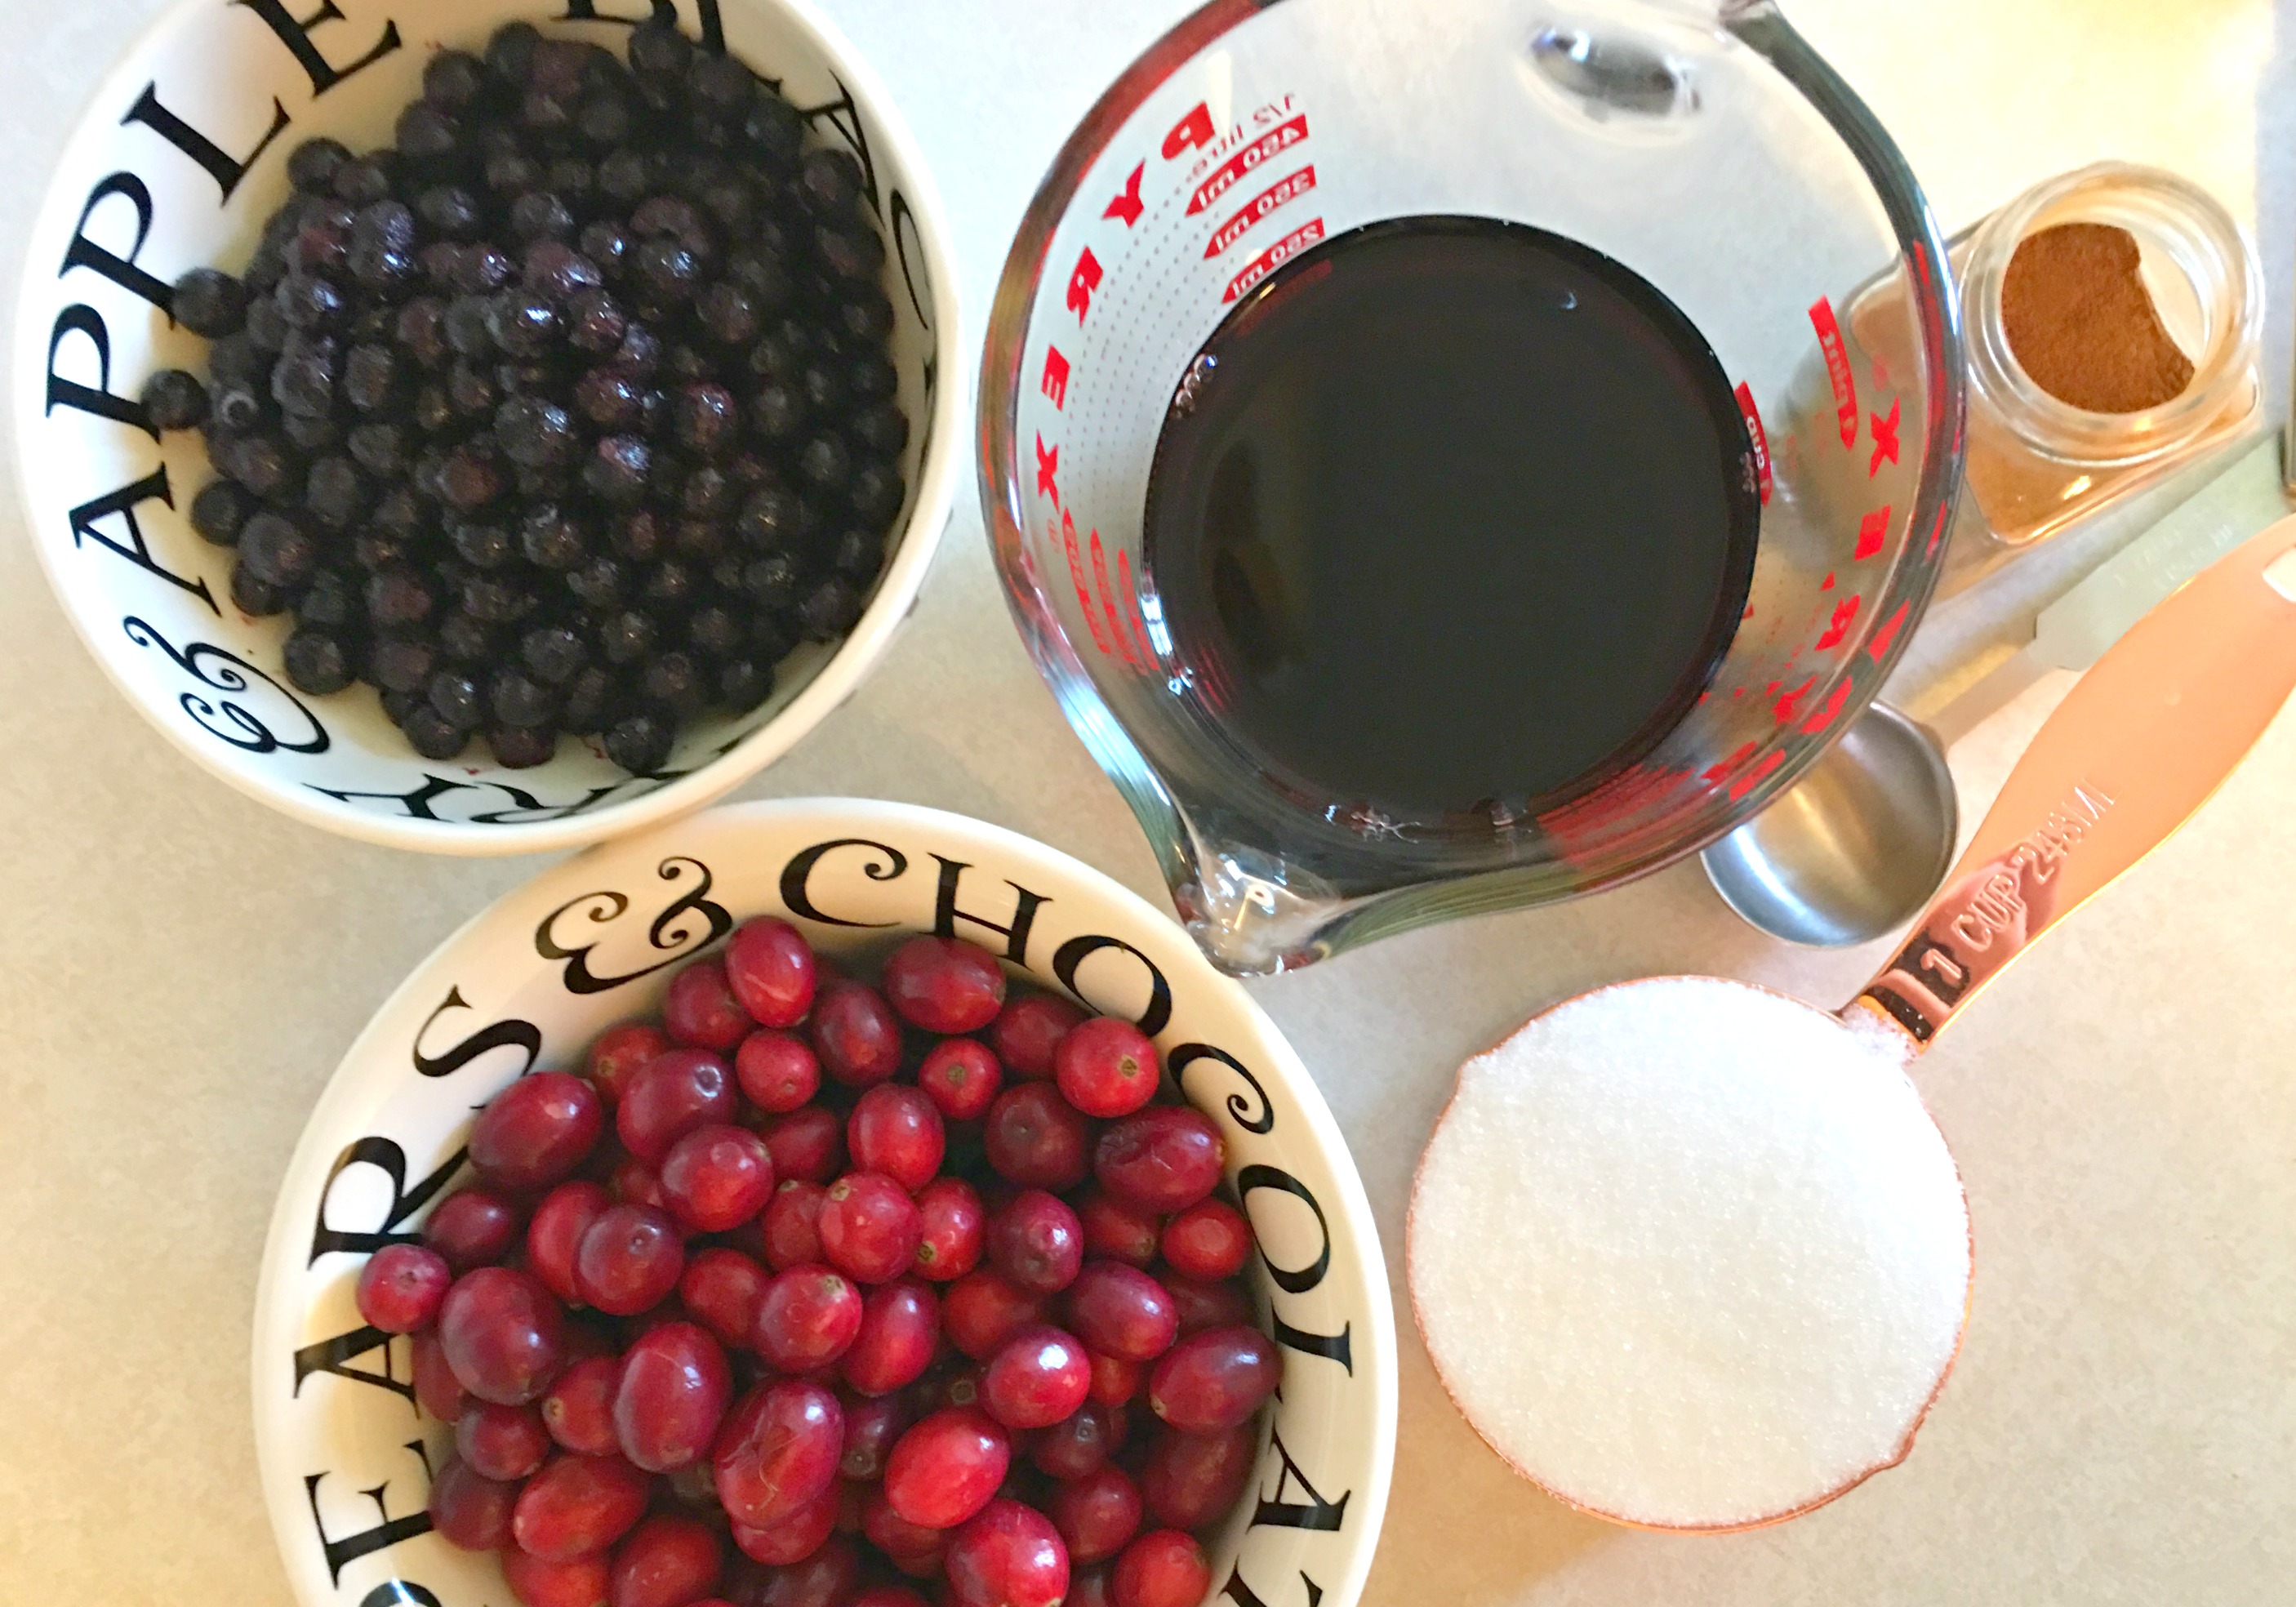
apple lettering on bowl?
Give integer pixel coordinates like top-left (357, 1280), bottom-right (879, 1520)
top-left (16, 0), bottom-right (960, 852)
top-left (255, 800), bottom-right (1397, 1607)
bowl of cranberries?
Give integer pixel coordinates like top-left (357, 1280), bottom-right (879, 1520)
top-left (255, 799), bottom-right (1395, 1607)
top-left (14, 0), bottom-right (959, 852)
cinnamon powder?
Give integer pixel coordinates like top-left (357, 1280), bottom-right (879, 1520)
top-left (2001, 222), bottom-right (2194, 413)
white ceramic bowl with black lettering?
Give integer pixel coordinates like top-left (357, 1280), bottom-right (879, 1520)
top-left (14, 0), bottom-right (959, 853)
top-left (252, 798), bottom-right (1396, 1607)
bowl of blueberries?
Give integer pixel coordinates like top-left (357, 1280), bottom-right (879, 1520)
top-left (252, 797), bottom-right (1397, 1607)
top-left (13, 0), bottom-right (960, 852)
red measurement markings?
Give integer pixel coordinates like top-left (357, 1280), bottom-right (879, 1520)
top-left (1224, 218), bottom-right (1324, 303)
top-left (1867, 599), bottom-right (1911, 661)
top-left (1813, 594), bottom-right (1862, 651)
top-left (1853, 504), bottom-right (1891, 560)
top-left (1116, 551), bottom-right (1156, 662)
top-left (1868, 396), bottom-right (1900, 476)
top-left (1204, 166), bottom-right (1316, 259)
top-left (1808, 298), bottom-right (1858, 449)
top-left (1186, 114), bottom-right (1309, 216)
top-left (1060, 510), bottom-right (1110, 656)
top-left (1924, 503), bottom-right (1949, 557)
top-left (1103, 161), bottom-right (1147, 227)
top-left (1040, 346), bottom-right (1070, 409)
top-left (1800, 679), bottom-right (1853, 735)
top-left (1773, 673), bottom-right (1818, 726)
top-left (1088, 528), bottom-right (1132, 665)
top-left (1734, 382), bottom-right (1773, 504)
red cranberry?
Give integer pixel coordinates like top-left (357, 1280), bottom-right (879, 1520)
top-left (736, 1029), bottom-right (821, 1113)
top-left (987, 1189), bottom-right (1084, 1293)
top-left (753, 1264), bottom-right (864, 1372)
top-left (502, 1545), bottom-right (612, 1607)
top-left (588, 1022), bottom-right (668, 1106)
top-left (712, 1378), bottom-right (843, 1529)
top-left (910, 1357), bottom-right (987, 1418)
top-left (1031, 1399), bottom-right (1127, 1481)
top-left (611, 1512), bottom-right (724, 1607)
top-left (982, 1084), bottom-right (1091, 1190)
top-left (731, 1475), bottom-right (838, 1565)
top-left (839, 1391), bottom-right (910, 1480)
top-left (1140, 1422), bottom-right (1255, 1529)
top-left (809, 982), bottom-right (903, 1086)
top-left (1048, 1464), bottom-right (1144, 1564)
top-left (413, 1329), bottom-right (470, 1422)
top-left (913, 1176), bottom-right (985, 1282)
top-left (918, 1039), bottom-right (1002, 1124)
top-left (1068, 1565), bottom-right (1118, 1607)
top-left (356, 1242), bottom-right (452, 1333)
top-left (1160, 1271), bottom-right (1253, 1338)
top-left (1159, 1199), bottom-right (1253, 1281)
top-left (1147, 1324), bottom-right (1279, 1431)
top-left (819, 1172), bottom-right (922, 1284)
top-left (882, 1406), bottom-right (1009, 1529)
top-left (981, 1325), bottom-right (1092, 1430)
top-left (681, 1247), bottom-right (771, 1350)
top-left (438, 1266), bottom-right (564, 1404)
top-left (743, 1534), bottom-right (860, 1607)
top-left (665, 957), bottom-right (751, 1051)
top-left (946, 1497), bottom-right (1069, 1607)
top-left (1054, 1017), bottom-right (1161, 1119)
top-left (861, 1483), bottom-right (948, 1565)
top-left (881, 936), bottom-right (1007, 1034)
top-left (1112, 1529), bottom-right (1209, 1607)
top-left (761, 1179), bottom-right (828, 1268)
top-left (991, 992), bottom-right (1084, 1079)
top-left (841, 1278), bottom-right (940, 1396)
top-left (1088, 1352), bottom-right (1144, 1405)
top-left (612, 1156), bottom-right (670, 1210)
top-left (661, 1123), bottom-right (776, 1232)
top-left (724, 916), bottom-right (817, 1027)
top-left (472, 1071), bottom-right (605, 1190)
top-left (618, 1048), bottom-right (736, 1164)
top-left (427, 1453), bottom-right (518, 1550)
top-left (512, 1452), bottom-right (652, 1561)
top-left (1077, 1190), bottom-right (1162, 1268)
top-left (458, 1398), bottom-right (551, 1480)
top-left (616, 1320), bottom-right (732, 1472)
top-left (425, 1188), bottom-right (523, 1272)
top-left (762, 1106), bottom-right (845, 1184)
top-left (1096, 1106), bottom-right (1224, 1213)
top-left (1066, 1262), bottom-right (1179, 1362)
top-left (848, 1084), bottom-right (946, 1192)
top-left (576, 1203), bottom-right (686, 1316)
top-left (527, 1180), bottom-right (612, 1305)
top-left (851, 1587), bottom-right (932, 1607)
top-left (942, 1268), bottom-right (1048, 1361)
top-left (543, 1354), bottom-right (624, 1454)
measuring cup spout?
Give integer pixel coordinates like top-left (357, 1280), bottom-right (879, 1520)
top-left (1848, 515), bottom-right (2296, 1047)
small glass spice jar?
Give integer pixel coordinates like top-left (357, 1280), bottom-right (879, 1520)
top-left (1851, 162), bottom-right (2262, 594)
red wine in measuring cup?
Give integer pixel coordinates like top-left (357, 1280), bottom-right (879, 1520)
top-left (1143, 215), bottom-right (1760, 823)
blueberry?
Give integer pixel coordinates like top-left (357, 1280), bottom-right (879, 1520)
top-left (172, 269), bottom-right (247, 338)
top-left (567, 554), bottom-right (625, 609)
top-left (674, 383), bottom-right (740, 457)
top-left (573, 367), bottom-right (644, 430)
top-left (639, 649), bottom-right (707, 718)
top-left (296, 567), bottom-right (358, 634)
top-left (380, 688), bottom-right (426, 727)
top-left (450, 519), bottom-right (517, 570)
top-left (461, 575), bottom-right (531, 625)
top-left (598, 149), bottom-right (652, 207)
top-left (521, 624), bottom-right (589, 685)
top-left (603, 708), bottom-right (675, 774)
top-left (736, 485), bottom-right (806, 549)
top-left (795, 434), bottom-right (851, 492)
top-left (628, 16), bottom-right (695, 84)
top-left (217, 434), bottom-right (293, 498)
top-left (438, 609), bottom-right (496, 665)
top-left (287, 137), bottom-right (351, 193)
top-left (343, 345), bottom-right (397, 412)
top-left (366, 567), bottom-right (436, 631)
top-left (850, 461), bottom-right (905, 531)
top-left (416, 185), bottom-right (482, 241)
top-left (520, 503), bottom-right (587, 569)
top-left (244, 295), bottom-right (291, 354)
top-left (331, 156), bottom-right (394, 207)
top-left (283, 629), bottom-right (354, 695)
top-left (742, 95), bottom-right (804, 168)
top-left (800, 149), bottom-right (864, 215)
top-left (394, 298), bottom-right (450, 367)
top-left (830, 528), bottom-right (885, 580)
top-left (445, 296), bottom-right (496, 357)
top-left (741, 552), bottom-right (799, 608)
top-left (816, 225), bottom-right (885, 283)
top-left (370, 634), bottom-right (438, 695)
top-left (449, 362), bottom-right (501, 417)
top-left (271, 345), bottom-right (338, 418)
top-left (428, 669), bottom-right (486, 728)
top-left (560, 664), bottom-right (616, 734)
top-left (485, 148), bottom-right (544, 198)
top-left (687, 604), bottom-right (741, 660)
top-left (411, 384), bottom-right (455, 434)
top-left (523, 240), bottom-right (603, 303)
top-left (799, 576), bottom-right (862, 638)
top-left (396, 102), bottom-right (461, 163)
top-left (496, 395), bottom-right (578, 468)
top-left (750, 382), bottom-right (806, 443)
top-left (800, 363), bottom-right (850, 419)
top-left (305, 456), bottom-right (365, 528)
top-left (231, 559), bottom-right (289, 617)
top-left (611, 509), bottom-right (665, 562)
top-left (141, 369), bottom-right (209, 431)
top-left (612, 321), bottom-right (663, 377)
top-left (353, 529), bottom-right (412, 573)
top-left (567, 290), bottom-right (628, 355)
top-left (190, 479), bottom-right (251, 545)
top-left (578, 92), bottom-right (632, 150)
top-left (719, 656), bottom-right (773, 712)
top-left (634, 238), bottom-right (703, 303)
top-left (281, 410), bottom-right (342, 453)
top-left (487, 292), bottom-right (560, 357)
top-left (490, 665), bottom-right (559, 728)
top-left (598, 608), bottom-right (656, 665)
top-left (485, 725), bottom-right (556, 768)
top-left (347, 421), bottom-right (405, 477)
top-left (584, 435), bottom-right (651, 504)
top-left (509, 190), bottom-right (575, 243)
top-left (347, 243), bottom-right (416, 296)
top-left (679, 465), bottom-right (736, 521)
top-left (839, 289), bottom-right (896, 345)
top-left (453, 248), bottom-right (516, 297)
top-left (486, 21), bottom-right (542, 83)
top-left (641, 559), bottom-right (697, 612)
top-left (423, 48), bottom-right (487, 109)
top-left (852, 402), bottom-right (908, 460)
top-left (439, 448), bottom-right (504, 510)
top-left (672, 519), bottom-right (728, 562)
top-left (238, 512), bottom-right (318, 588)
top-left (405, 706), bottom-right (473, 760)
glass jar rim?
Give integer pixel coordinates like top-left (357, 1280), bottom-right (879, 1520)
top-left (1962, 162), bottom-right (2262, 463)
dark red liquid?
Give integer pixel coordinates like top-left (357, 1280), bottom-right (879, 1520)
top-left (1143, 216), bottom-right (1760, 820)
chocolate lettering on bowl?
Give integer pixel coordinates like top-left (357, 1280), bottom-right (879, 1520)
top-left (411, 986), bottom-right (541, 1081)
top-left (234, 0), bottom-right (402, 98)
top-left (778, 836), bottom-right (910, 927)
top-left (302, 1449), bottom-right (431, 1586)
top-left (309, 1136), bottom-right (464, 1262)
top-left (1252, 1427), bottom-right (1349, 1533)
top-left (123, 617), bottom-right (330, 753)
top-left (60, 172), bottom-right (173, 312)
top-left (76, 470), bottom-right (214, 608)
top-left (120, 80), bottom-right (290, 201)
top-left (536, 857), bottom-right (732, 993)
top-left (292, 1323), bottom-right (412, 1407)
top-left (795, 74), bottom-right (879, 214)
top-left (930, 855), bottom-right (1048, 961)
top-left (1168, 1043), bottom-right (1273, 1133)
top-left (358, 1579), bottom-right (443, 1607)
top-left (1219, 1562), bottom-right (1326, 1607)
top-left (564, 0), bottom-right (728, 53)
top-left (1050, 932), bottom-right (1172, 1036)
top-left (1236, 1166), bottom-right (1328, 1295)
top-left (46, 305), bottom-right (158, 436)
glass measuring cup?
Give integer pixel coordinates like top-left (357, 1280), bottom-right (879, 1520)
top-left (980, 0), bottom-right (1965, 974)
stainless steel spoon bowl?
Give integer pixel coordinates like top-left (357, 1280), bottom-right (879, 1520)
top-left (1700, 704), bottom-right (1958, 947)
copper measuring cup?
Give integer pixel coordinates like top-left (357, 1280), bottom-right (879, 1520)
top-left (1408, 514), bottom-right (2296, 1530)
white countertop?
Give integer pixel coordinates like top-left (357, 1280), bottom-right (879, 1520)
top-left (3, 1), bottom-right (2293, 1601)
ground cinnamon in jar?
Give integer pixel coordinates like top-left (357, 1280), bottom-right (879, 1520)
top-left (2001, 222), bottom-right (2194, 412)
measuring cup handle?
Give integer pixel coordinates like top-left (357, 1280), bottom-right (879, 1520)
top-left (1853, 514), bottom-right (2296, 1046)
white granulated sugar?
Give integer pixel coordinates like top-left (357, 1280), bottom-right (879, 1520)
top-left (1408, 976), bottom-right (1969, 1531)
